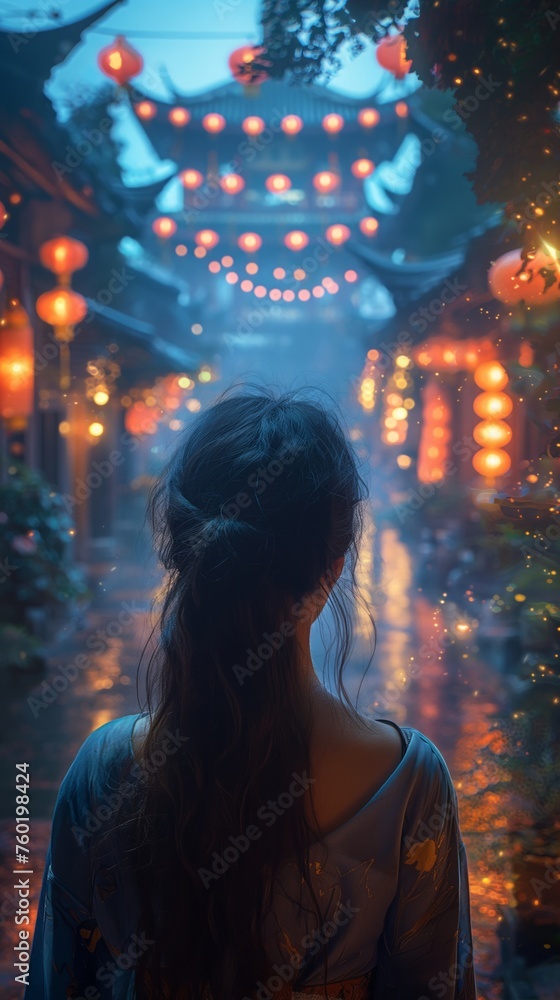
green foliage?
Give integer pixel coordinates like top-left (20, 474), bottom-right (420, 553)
top-left (0, 465), bottom-right (87, 627)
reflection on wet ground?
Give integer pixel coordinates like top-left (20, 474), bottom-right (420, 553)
top-left (0, 523), bottom-right (524, 998)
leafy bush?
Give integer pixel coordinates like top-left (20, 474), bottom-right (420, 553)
top-left (0, 465), bottom-right (87, 627)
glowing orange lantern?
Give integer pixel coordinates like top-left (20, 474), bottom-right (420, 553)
top-left (0, 301), bottom-right (34, 420)
top-left (488, 247), bottom-right (560, 306)
top-left (97, 35), bottom-right (143, 86)
top-left (152, 216), bottom-right (177, 238)
top-left (179, 169), bottom-right (204, 189)
top-left (473, 391), bottom-right (513, 419)
top-left (473, 420), bottom-right (512, 448)
top-left (228, 45), bottom-right (268, 85)
top-left (351, 158), bottom-right (375, 179)
top-left (474, 360), bottom-right (508, 391)
top-left (168, 107), bottom-right (190, 127)
top-left (242, 116), bottom-right (265, 136)
top-left (325, 224), bottom-right (351, 245)
top-left (220, 174), bottom-right (245, 194)
top-left (313, 171), bottom-right (339, 193)
top-left (375, 33), bottom-right (412, 79)
top-left (322, 113), bottom-right (344, 134)
top-left (395, 101), bottom-right (409, 118)
top-left (358, 108), bottom-right (380, 128)
top-left (472, 448), bottom-right (511, 477)
top-left (135, 100), bottom-right (156, 120)
top-left (202, 113), bottom-right (226, 134)
top-left (195, 230), bottom-right (219, 249)
top-left (266, 174), bottom-right (291, 193)
top-left (281, 115), bottom-right (303, 135)
top-left (359, 217), bottom-right (379, 237)
top-left (284, 231), bottom-right (309, 251)
top-left (237, 232), bottom-right (262, 252)
top-left (39, 236), bottom-right (88, 282)
top-left (36, 287), bottom-right (87, 330)
top-left (125, 400), bottom-right (159, 436)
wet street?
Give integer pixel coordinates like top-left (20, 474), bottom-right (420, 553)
top-left (0, 512), bottom-right (514, 1000)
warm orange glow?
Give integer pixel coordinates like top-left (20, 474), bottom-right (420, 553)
top-left (88, 421), bottom-right (104, 437)
top-left (168, 107), bottom-right (190, 127)
top-left (473, 391), bottom-right (513, 419)
top-left (195, 229), bottom-right (219, 249)
top-left (322, 113), bottom-right (344, 134)
top-left (0, 301), bottom-right (34, 419)
top-left (97, 35), bottom-right (143, 85)
top-left (358, 108), bottom-right (380, 128)
top-left (312, 171), bottom-right (339, 193)
top-left (472, 448), bottom-right (511, 477)
top-left (298, 289), bottom-right (311, 301)
top-left (220, 173), bottom-right (245, 194)
top-left (281, 115), bottom-right (303, 135)
top-left (221, 255), bottom-right (234, 267)
top-left (246, 262), bottom-right (258, 274)
top-left (376, 33), bottom-right (412, 79)
top-left (273, 267), bottom-right (286, 279)
top-left (179, 169), bottom-right (204, 189)
top-left (39, 236), bottom-right (88, 278)
top-left (240, 279), bottom-right (253, 292)
top-left (345, 269), bottom-right (358, 282)
top-left (225, 271), bottom-right (238, 284)
top-left (36, 287), bottom-right (87, 328)
top-left (312, 286), bottom-right (325, 298)
top-left (473, 420), bottom-right (512, 448)
top-left (283, 289), bottom-right (295, 302)
top-left (488, 247), bottom-right (560, 305)
top-left (518, 341), bottom-right (534, 367)
top-left (325, 224), bottom-right (351, 245)
top-left (135, 100), bottom-right (156, 120)
top-left (228, 45), bottom-right (268, 85)
top-left (294, 268), bottom-right (306, 280)
top-left (395, 101), bottom-right (409, 118)
top-left (242, 116), bottom-right (265, 135)
top-left (418, 381), bottom-right (451, 482)
top-left (152, 216), bottom-right (177, 238)
top-left (359, 217), bottom-right (379, 236)
top-left (284, 230), bottom-right (309, 251)
top-left (265, 173), bottom-right (291, 193)
top-left (474, 360), bottom-right (508, 391)
top-left (254, 285), bottom-right (267, 298)
top-left (202, 113), bottom-right (226, 133)
top-left (238, 232), bottom-right (262, 252)
top-left (351, 158), bottom-right (375, 178)
top-left (270, 288), bottom-right (282, 301)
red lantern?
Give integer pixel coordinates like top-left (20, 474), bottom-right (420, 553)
top-left (152, 217), bottom-right (177, 239)
top-left (36, 287), bottom-right (87, 330)
top-left (195, 230), bottom-right (220, 249)
top-left (322, 114), bottom-right (344, 134)
top-left (242, 116), bottom-right (265, 136)
top-left (168, 107), bottom-right (190, 127)
top-left (351, 159), bottom-right (375, 178)
top-left (238, 232), bottom-right (262, 252)
top-left (375, 33), bottom-right (412, 79)
top-left (313, 171), bottom-right (339, 194)
top-left (472, 448), bottom-right (511, 477)
top-left (0, 301), bottom-right (34, 420)
top-left (281, 115), bottom-right (303, 135)
top-left (135, 100), bottom-right (156, 120)
top-left (220, 174), bottom-right (245, 194)
top-left (488, 247), bottom-right (560, 306)
top-left (325, 224), bottom-right (351, 245)
top-left (179, 169), bottom-right (204, 189)
top-left (228, 45), bottom-right (268, 85)
top-left (97, 35), bottom-right (144, 86)
top-left (358, 108), bottom-right (380, 128)
top-left (39, 236), bottom-right (88, 281)
top-left (202, 113), bottom-right (226, 134)
top-left (266, 174), bottom-right (291, 193)
top-left (474, 361), bottom-right (508, 391)
top-left (284, 231), bottom-right (309, 251)
top-left (359, 217), bottom-right (379, 236)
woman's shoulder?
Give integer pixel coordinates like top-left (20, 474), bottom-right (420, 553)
top-left (58, 713), bottom-right (144, 800)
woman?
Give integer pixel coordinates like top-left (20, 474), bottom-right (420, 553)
top-left (27, 388), bottom-right (476, 1000)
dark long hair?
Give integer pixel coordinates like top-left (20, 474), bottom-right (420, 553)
top-left (130, 386), bottom-right (372, 1000)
